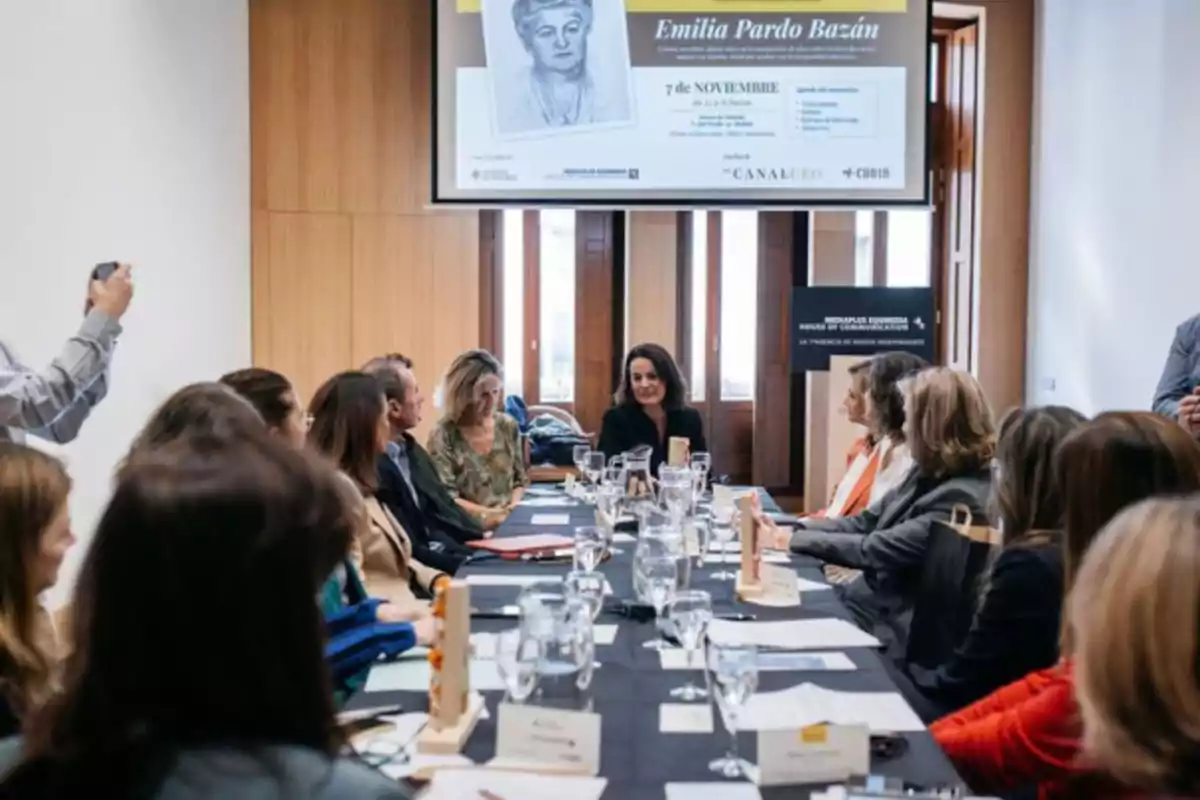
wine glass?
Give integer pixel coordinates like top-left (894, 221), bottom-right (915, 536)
top-left (667, 590), bottom-right (712, 701)
top-left (638, 554), bottom-right (678, 652)
top-left (708, 642), bottom-right (759, 778)
top-left (583, 450), bottom-right (607, 501)
top-left (709, 513), bottom-right (738, 581)
top-left (573, 526), bottom-right (605, 573)
top-left (495, 626), bottom-right (540, 704)
top-left (572, 444), bottom-right (590, 479)
top-left (688, 516), bottom-right (712, 570)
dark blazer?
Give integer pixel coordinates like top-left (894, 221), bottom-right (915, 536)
top-left (375, 435), bottom-right (483, 575)
top-left (597, 404), bottom-right (707, 476)
top-left (1153, 312), bottom-right (1200, 419)
top-left (791, 466), bottom-right (992, 666)
top-left (904, 539), bottom-right (1064, 719)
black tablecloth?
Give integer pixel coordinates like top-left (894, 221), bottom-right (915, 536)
top-left (351, 488), bottom-right (963, 799)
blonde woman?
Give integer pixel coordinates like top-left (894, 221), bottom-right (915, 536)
top-left (771, 368), bottom-right (996, 661)
top-left (1069, 496), bottom-right (1200, 799)
top-left (427, 350), bottom-right (529, 528)
top-left (0, 443), bottom-right (75, 736)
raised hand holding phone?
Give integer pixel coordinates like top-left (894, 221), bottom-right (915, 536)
top-left (86, 262), bottom-right (134, 319)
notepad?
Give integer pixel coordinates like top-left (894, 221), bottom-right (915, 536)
top-left (523, 497), bottom-right (575, 508)
top-left (422, 770), bottom-right (607, 800)
top-left (707, 618), bottom-right (882, 650)
top-left (531, 513), bottom-right (572, 526)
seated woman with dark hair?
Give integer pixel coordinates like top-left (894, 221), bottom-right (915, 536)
top-left (310, 372), bottom-right (446, 619)
top-left (598, 343), bottom-right (707, 477)
top-left (769, 368), bottom-right (995, 663)
top-left (0, 437), bottom-right (408, 798)
top-left (0, 445), bottom-right (74, 738)
top-left (153, 375), bottom-right (432, 700)
top-left (218, 367), bottom-right (311, 447)
top-left (818, 352), bottom-right (925, 519)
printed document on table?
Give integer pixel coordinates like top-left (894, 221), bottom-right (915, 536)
top-left (741, 683), bottom-right (925, 732)
top-left (707, 618), bottom-right (882, 650)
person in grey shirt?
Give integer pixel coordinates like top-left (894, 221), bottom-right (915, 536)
top-left (0, 264), bottom-right (133, 444)
top-left (1152, 312), bottom-right (1200, 438)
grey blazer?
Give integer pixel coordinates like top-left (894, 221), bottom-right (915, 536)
top-left (790, 466), bottom-right (991, 596)
top-left (0, 739), bottom-right (410, 799)
top-left (1153, 313), bottom-right (1200, 419)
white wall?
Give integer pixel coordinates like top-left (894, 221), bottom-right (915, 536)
top-left (0, 0), bottom-right (250, 604)
top-left (1027, 0), bottom-right (1200, 413)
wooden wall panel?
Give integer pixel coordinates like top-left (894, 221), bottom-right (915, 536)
top-left (804, 212), bottom-right (857, 513)
top-left (574, 212), bottom-right (616, 436)
top-left (971, 0), bottom-right (1033, 411)
top-left (626, 211), bottom-right (678, 355)
top-left (261, 213), bottom-right (353, 399)
top-left (251, 0), bottom-right (480, 424)
top-left (752, 212), bottom-right (794, 488)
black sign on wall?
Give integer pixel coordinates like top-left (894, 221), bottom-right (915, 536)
top-left (791, 287), bottom-right (936, 372)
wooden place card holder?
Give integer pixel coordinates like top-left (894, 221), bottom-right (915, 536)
top-left (735, 494), bottom-right (763, 598)
top-left (417, 579), bottom-right (483, 755)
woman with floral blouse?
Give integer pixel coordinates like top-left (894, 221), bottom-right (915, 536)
top-left (427, 350), bottom-right (529, 530)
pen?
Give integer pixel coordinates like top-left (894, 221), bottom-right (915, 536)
top-left (715, 612), bottom-right (756, 621)
top-left (478, 790), bottom-right (507, 800)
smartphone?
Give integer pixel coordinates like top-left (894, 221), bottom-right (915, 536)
top-left (92, 262), bottom-right (120, 281)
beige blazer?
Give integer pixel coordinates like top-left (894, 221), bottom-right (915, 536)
top-left (348, 486), bottom-right (443, 617)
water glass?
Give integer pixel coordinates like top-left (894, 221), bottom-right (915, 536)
top-left (667, 590), bottom-right (712, 701)
top-left (658, 465), bottom-right (693, 526)
top-left (638, 554), bottom-right (678, 652)
top-left (524, 595), bottom-right (595, 710)
top-left (708, 642), bottom-right (759, 779)
top-left (495, 626), bottom-right (540, 704)
top-left (573, 526), bottom-right (605, 572)
top-left (564, 569), bottom-right (605, 622)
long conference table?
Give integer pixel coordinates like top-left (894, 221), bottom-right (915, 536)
top-left (351, 487), bottom-right (964, 799)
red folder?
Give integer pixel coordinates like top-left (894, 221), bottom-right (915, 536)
top-left (466, 534), bottom-right (574, 554)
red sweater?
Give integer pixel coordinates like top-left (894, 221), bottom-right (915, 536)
top-left (932, 663), bottom-right (1084, 799)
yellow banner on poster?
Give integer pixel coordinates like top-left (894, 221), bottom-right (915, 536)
top-left (458, 0), bottom-right (908, 13)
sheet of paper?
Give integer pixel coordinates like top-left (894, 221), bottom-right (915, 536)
top-left (523, 497), bottom-right (576, 508)
top-left (761, 550), bottom-right (792, 564)
top-left (531, 513), bottom-right (572, 526)
top-left (666, 784), bottom-right (762, 800)
top-left (611, 532), bottom-right (637, 544)
top-left (659, 648), bottom-right (703, 671)
top-left (660, 703), bottom-right (714, 734)
top-left (364, 657), bottom-right (505, 693)
top-left (756, 651), bottom-right (857, 672)
top-left (466, 573), bottom-right (549, 587)
top-left (381, 754), bottom-right (473, 780)
top-left (756, 724), bottom-right (870, 786)
top-left (714, 541), bottom-right (741, 552)
top-left (740, 683), bottom-right (925, 733)
top-left (707, 618), bottom-right (882, 650)
top-left (797, 576), bottom-right (834, 593)
top-left (495, 703), bottom-right (602, 776)
top-left (593, 624), bottom-right (619, 646)
top-left (703, 554), bottom-right (734, 565)
top-left (423, 768), bottom-right (607, 800)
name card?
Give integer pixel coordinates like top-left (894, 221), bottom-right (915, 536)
top-left (744, 563), bottom-right (801, 608)
top-left (757, 724), bottom-right (870, 786)
top-left (496, 703), bottom-right (601, 776)
top-left (668, 436), bottom-right (690, 467)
